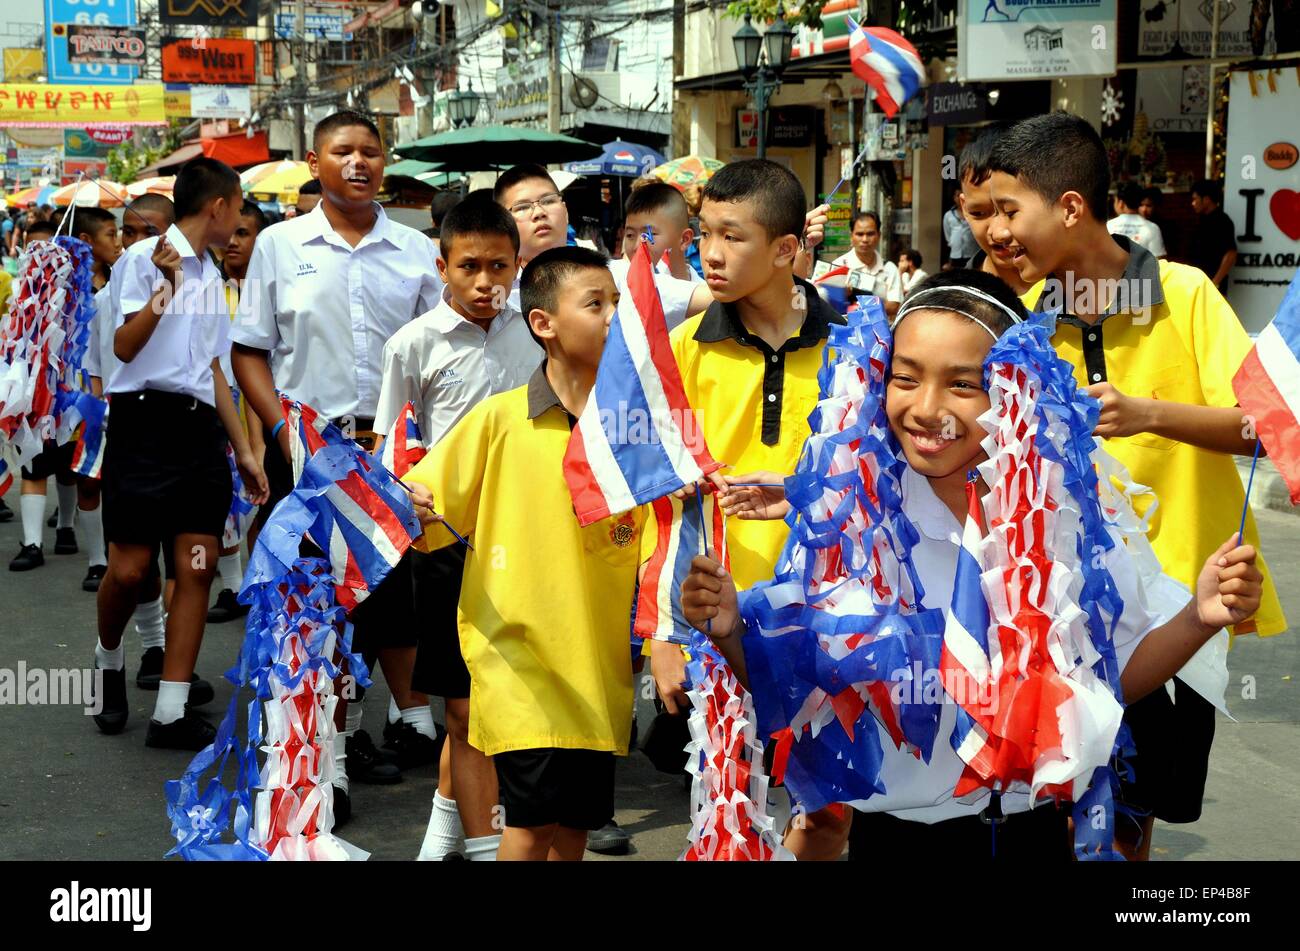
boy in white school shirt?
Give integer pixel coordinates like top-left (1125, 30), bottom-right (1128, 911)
top-left (231, 110), bottom-right (445, 824)
top-left (92, 158), bottom-right (269, 750)
top-left (373, 193), bottom-right (541, 862)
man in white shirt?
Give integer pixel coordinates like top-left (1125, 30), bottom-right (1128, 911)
top-left (1107, 181), bottom-right (1167, 258)
top-left (897, 247), bottom-right (929, 299)
top-left (943, 195), bottom-right (979, 263)
top-left (828, 211), bottom-right (902, 317)
top-left (231, 111), bottom-right (444, 822)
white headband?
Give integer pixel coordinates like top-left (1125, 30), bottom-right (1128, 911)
top-left (889, 285), bottom-right (1025, 340)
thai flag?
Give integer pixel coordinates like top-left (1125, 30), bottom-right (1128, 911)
top-left (280, 395), bottom-right (350, 485)
top-left (379, 401), bottom-right (427, 480)
top-left (70, 394), bottom-right (108, 479)
top-left (299, 443), bottom-right (420, 612)
top-left (634, 491), bottom-right (728, 643)
top-left (844, 17), bottom-right (925, 118)
top-left (939, 473), bottom-right (1000, 789)
top-left (564, 240), bottom-right (720, 526)
top-left (1234, 271), bottom-right (1300, 504)
top-left (0, 457), bottom-right (11, 497)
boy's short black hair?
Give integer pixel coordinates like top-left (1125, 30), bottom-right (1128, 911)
top-left (70, 206), bottom-right (115, 240)
top-left (701, 159), bottom-right (805, 242)
top-left (24, 220), bottom-right (57, 242)
top-left (173, 157), bottom-right (242, 220)
top-left (439, 193), bottom-right (521, 261)
top-left (901, 247), bottom-right (923, 269)
top-left (297, 178), bottom-right (322, 196)
top-left (852, 210), bottom-right (881, 230)
top-left (624, 182), bottom-right (689, 225)
top-left (1116, 181), bottom-right (1145, 211)
top-left (240, 201), bottom-right (268, 232)
top-left (989, 112), bottom-right (1110, 222)
top-left (126, 193), bottom-right (175, 224)
top-left (1142, 186), bottom-right (1162, 207)
top-left (895, 267), bottom-right (1029, 339)
top-left (958, 124), bottom-right (1007, 187)
top-left (520, 245), bottom-right (610, 348)
top-left (493, 164), bottom-right (557, 204)
top-left (429, 191), bottom-right (462, 233)
top-left (1191, 178), bottom-right (1223, 204)
top-left (312, 110), bottom-right (381, 151)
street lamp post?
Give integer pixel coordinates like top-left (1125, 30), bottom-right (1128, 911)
top-left (732, 4), bottom-right (795, 160)
top-left (448, 80), bottom-right (485, 129)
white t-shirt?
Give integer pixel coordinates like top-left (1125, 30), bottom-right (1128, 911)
top-left (900, 267), bottom-right (930, 298)
top-left (1107, 213), bottom-right (1167, 258)
top-left (374, 290), bottom-right (541, 447)
top-left (109, 225), bottom-right (228, 406)
top-left (829, 249), bottom-right (903, 304)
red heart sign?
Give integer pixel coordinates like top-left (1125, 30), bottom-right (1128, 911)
top-left (1271, 189), bottom-right (1300, 241)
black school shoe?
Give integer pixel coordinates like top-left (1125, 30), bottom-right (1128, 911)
top-left (146, 710), bottom-right (217, 751)
top-left (332, 783), bottom-right (352, 830)
top-left (47, 511), bottom-right (57, 528)
top-left (54, 527), bottom-right (78, 555)
top-left (586, 820), bottom-right (632, 856)
top-left (91, 663), bottom-right (128, 735)
top-left (346, 730), bottom-right (402, 784)
top-left (9, 544), bottom-right (44, 571)
top-left (206, 588), bottom-right (249, 624)
top-left (0, 498), bottom-right (12, 522)
top-left (381, 718), bottom-right (445, 770)
top-left (133, 649), bottom-right (215, 706)
top-left (82, 564), bottom-right (107, 592)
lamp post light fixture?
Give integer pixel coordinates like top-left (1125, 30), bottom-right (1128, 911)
top-left (447, 80), bottom-right (485, 128)
top-left (732, 3), bottom-right (795, 160)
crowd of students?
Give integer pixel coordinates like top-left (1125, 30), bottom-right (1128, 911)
top-left (2, 107), bottom-right (1282, 861)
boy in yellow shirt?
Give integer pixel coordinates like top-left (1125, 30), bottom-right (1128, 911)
top-left (642, 158), bottom-right (848, 859)
top-left (985, 111), bottom-right (1287, 858)
top-left (404, 246), bottom-right (642, 861)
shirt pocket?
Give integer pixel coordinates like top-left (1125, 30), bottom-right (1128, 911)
top-left (581, 511), bottom-right (642, 568)
top-left (1125, 364), bottom-right (1187, 453)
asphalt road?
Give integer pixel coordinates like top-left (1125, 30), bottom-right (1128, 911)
top-left (0, 494), bottom-right (1296, 861)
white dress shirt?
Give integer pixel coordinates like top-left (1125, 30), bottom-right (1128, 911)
top-left (1107, 213), bottom-right (1167, 258)
top-left (109, 224), bottom-right (228, 406)
top-left (83, 281), bottom-right (116, 384)
top-left (900, 267), bottom-right (930, 298)
top-left (231, 203), bottom-right (445, 420)
top-left (509, 258), bottom-right (702, 332)
top-left (830, 248), bottom-right (903, 304)
top-left (373, 291), bottom-right (541, 447)
top-left (822, 466), bottom-right (1187, 823)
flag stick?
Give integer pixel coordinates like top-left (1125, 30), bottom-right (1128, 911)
top-left (695, 489), bottom-right (711, 634)
top-left (1237, 439), bottom-right (1261, 544)
top-left (391, 474), bottom-right (474, 551)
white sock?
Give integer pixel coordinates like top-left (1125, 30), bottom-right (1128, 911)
top-left (135, 596), bottom-right (166, 650)
top-left (94, 638), bottom-right (124, 671)
top-left (333, 732), bottom-right (350, 793)
top-left (343, 701), bottom-right (363, 736)
top-left (388, 695), bottom-right (401, 725)
top-left (400, 704), bottom-right (437, 740)
top-left (81, 506), bottom-right (106, 567)
top-left (56, 482), bottom-right (77, 529)
top-left (417, 791), bottom-right (466, 860)
top-left (217, 551), bottom-right (242, 592)
top-left (153, 679), bottom-right (189, 724)
top-left (464, 834), bottom-right (501, 862)
top-left (20, 494), bottom-right (45, 547)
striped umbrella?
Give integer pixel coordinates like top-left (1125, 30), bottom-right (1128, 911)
top-left (126, 176), bottom-right (175, 198)
top-left (51, 180), bottom-right (129, 208)
top-left (240, 160), bottom-right (307, 190)
top-left (652, 155), bottom-right (724, 190)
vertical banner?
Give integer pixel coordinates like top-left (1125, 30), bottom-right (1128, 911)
top-left (1224, 70), bottom-right (1300, 334)
top-left (45, 0), bottom-right (139, 85)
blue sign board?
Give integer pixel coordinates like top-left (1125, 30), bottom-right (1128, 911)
top-left (45, 0), bottom-right (139, 85)
top-left (274, 13), bottom-right (353, 42)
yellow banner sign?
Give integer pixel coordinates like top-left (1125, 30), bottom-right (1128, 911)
top-left (165, 87), bottom-right (192, 119)
top-left (0, 83), bottom-right (166, 127)
top-left (3, 49), bottom-right (44, 82)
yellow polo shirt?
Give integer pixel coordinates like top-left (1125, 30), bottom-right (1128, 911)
top-left (404, 364), bottom-right (644, 756)
top-left (641, 278), bottom-right (843, 591)
top-left (1026, 238), bottom-right (1285, 636)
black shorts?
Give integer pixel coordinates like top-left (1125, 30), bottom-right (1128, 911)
top-left (348, 550), bottom-right (420, 660)
top-left (849, 802), bottom-right (1072, 862)
top-left (102, 390), bottom-right (231, 545)
top-left (21, 440), bottom-right (76, 482)
top-left (1117, 678), bottom-right (1216, 824)
top-left (494, 748), bottom-right (616, 831)
top-left (411, 544), bottom-right (470, 699)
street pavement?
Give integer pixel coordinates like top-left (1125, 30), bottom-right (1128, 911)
top-left (0, 495), bottom-right (1296, 861)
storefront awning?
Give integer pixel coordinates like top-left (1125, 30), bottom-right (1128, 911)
top-left (136, 130), bottom-right (270, 178)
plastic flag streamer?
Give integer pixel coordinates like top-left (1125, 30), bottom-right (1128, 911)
top-left (166, 434), bottom-right (422, 860)
top-left (640, 491), bottom-right (790, 861)
top-left (379, 400), bottom-right (428, 479)
top-left (221, 443), bottom-right (256, 549)
top-left (565, 239), bottom-right (720, 526)
top-left (0, 236), bottom-right (96, 477)
top-left (70, 392), bottom-right (108, 479)
top-left (738, 301), bottom-right (1138, 859)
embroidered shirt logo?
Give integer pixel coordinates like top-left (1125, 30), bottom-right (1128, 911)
top-left (295, 262), bottom-right (318, 277)
top-left (433, 368), bottom-right (463, 385)
top-left (610, 515), bottom-right (635, 548)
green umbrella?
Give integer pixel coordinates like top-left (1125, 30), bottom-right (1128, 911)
top-left (394, 125), bottom-right (602, 171)
top-left (384, 158), bottom-right (443, 178)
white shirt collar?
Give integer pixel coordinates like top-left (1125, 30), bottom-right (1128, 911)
top-left (902, 466), bottom-right (961, 541)
top-left (164, 223), bottom-right (200, 261)
top-left (425, 288), bottom-right (517, 335)
top-left (301, 201), bottom-right (396, 250)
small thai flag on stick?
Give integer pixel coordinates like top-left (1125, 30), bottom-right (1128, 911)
top-left (379, 401), bottom-right (427, 480)
top-left (844, 17), bottom-right (925, 119)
